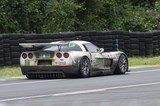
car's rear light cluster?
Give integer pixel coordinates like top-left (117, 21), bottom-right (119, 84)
top-left (22, 53), bottom-right (27, 59)
top-left (63, 53), bottom-right (69, 58)
top-left (56, 53), bottom-right (62, 58)
top-left (22, 52), bottom-right (69, 59)
top-left (28, 53), bottom-right (33, 59)
top-left (22, 53), bottom-right (34, 59)
top-left (56, 52), bottom-right (69, 58)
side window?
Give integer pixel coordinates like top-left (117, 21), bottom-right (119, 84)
top-left (69, 44), bottom-right (82, 51)
top-left (84, 43), bottom-right (99, 52)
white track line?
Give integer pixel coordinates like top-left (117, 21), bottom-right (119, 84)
top-left (1, 81), bottom-right (160, 102)
top-left (0, 80), bottom-right (60, 87)
top-left (129, 65), bottom-right (160, 69)
top-left (129, 69), bottom-right (160, 74)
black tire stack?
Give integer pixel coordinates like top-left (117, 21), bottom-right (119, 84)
top-left (113, 31), bottom-right (125, 52)
top-left (123, 31), bottom-right (131, 56)
top-left (89, 32), bottom-right (98, 45)
top-left (75, 31), bottom-right (92, 42)
top-left (139, 33), bottom-right (146, 56)
top-left (60, 32), bottom-right (76, 41)
top-left (98, 31), bottom-right (114, 52)
top-left (129, 32), bottom-right (140, 56)
top-left (24, 34), bottom-right (37, 51)
top-left (74, 32), bottom-right (82, 41)
top-left (9, 34), bottom-right (21, 64)
top-left (159, 32), bottom-right (160, 55)
top-left (145, 32), bottom-right (153, 56)
top-left (0, 35), bottom-right (4, 66)
top-left (3, 34), bottom-right (12, 65)
top-left (37, 34), bottom-right (54, 43)
top-left (50, 33), bottom-right (62, 42)
top-left (19, 35), bottom-right (26, 53)
top-left (152, 31), bottom-right (160, 56)
top-left (0, 31), bottom-right (160, 66)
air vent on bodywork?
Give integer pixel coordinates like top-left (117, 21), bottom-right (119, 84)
top-left (106, 59), bottom-right (113, 67)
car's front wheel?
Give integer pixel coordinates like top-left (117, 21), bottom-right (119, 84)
top-left (79, 57), bottom-right (91, 77)
top-left (114, 54), bottom-right (128, 74)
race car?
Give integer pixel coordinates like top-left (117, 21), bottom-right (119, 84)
top-left (19, 40), bottom-right (128, 79)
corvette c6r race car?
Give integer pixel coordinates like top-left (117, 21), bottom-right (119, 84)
top-left (19, 40), bottom-right (128, 79)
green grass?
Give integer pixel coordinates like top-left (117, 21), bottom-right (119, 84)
top-left (0, 66), bottom-right (22, 78)
top-left (0, 56), bottom-right (160, 78)
top-left (128, 56), bottom-right (160, 66)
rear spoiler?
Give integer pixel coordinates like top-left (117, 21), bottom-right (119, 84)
top-left (19, 42), bottom-right (69, 48)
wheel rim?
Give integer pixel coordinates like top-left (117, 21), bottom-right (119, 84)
top-left (81, 58), bottom-right (90, 76)
top-left (119, 55), bottom-right (128, 72)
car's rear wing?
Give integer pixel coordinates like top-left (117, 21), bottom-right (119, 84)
top-left (19, 42), bottom-right (69, 48)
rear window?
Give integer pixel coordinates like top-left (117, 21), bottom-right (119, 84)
top-left (43, 44), bottom-right (82, 51)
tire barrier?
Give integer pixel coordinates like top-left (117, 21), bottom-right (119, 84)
top-left (0, 30), bottom-right (160, 66)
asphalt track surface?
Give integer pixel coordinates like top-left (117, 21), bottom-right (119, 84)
top-left (0, 66), bottom-right (160, 106)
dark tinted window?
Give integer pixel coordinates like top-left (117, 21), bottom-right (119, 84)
top-left (84, 43), bottom-right (99, 52)
top-left (43, 44), bottom-right (82, 51)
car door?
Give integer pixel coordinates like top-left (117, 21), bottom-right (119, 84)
top-left (83, 43), bottom-right (109, 72)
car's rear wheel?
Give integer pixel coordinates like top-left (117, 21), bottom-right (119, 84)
top-left (114, 54), bottom-right (128, 74)
top-left (79, 57), bottom-right (91, 77)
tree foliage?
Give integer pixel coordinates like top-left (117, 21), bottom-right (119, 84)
top-left (44, 0), bottom-right (81, 32)
top-left (0, 0), bottom-right (160, 33)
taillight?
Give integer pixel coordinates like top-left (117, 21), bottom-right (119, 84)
top-left (63, 53), bottom-right (69, 58)
top-left (56, 52), bottom-right (62, 58)
top-left (28, 53), bottom-right (33, 59)
top-left (22, 53), bottom-right (27, 59)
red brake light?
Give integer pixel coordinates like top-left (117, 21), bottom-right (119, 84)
top-left (22, 53), bottom-right (27, 59)
top-left (56, 53), bottom-right (62, 58)
top-left (28, 53), bottom-right (33, 59)
top-left (63, 53), bottom-right (69, 58)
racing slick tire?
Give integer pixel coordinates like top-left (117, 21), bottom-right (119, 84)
top-left (79, 57), bottom-right (91, 78)
top-left (114, 54), bottom-right (128, 74)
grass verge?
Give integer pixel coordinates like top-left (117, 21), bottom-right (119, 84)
top-left (128, 56), bottom-right (160, 66)
top-left (0, 66), bottom-right (22, 78)
top-left (0, 56), bottom-right (160, 78)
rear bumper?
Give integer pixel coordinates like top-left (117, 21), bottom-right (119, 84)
top-left (21, 65), bottom-right (79, 75)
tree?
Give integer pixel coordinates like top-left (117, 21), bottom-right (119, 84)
top-left (0, 0), bottom-right (48, 33)
top-left (75, 0), bottom-right (107, 31)
top-left (44, 0), bottom-right (81, 32)
top-left (0, 0), bottom-right (160, 33)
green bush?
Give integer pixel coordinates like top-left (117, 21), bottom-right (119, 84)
top-left (0, 0), bottom-right (160, 33)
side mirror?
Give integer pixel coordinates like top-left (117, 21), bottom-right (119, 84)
top-left (97, 48), bottom-right (104, 53)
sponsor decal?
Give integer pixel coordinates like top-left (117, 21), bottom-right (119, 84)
top-left (39, 53), bottom-right (51, 58)
top-left (96, 58), bottom-right (103, 64)
top-left (69, 42), bottom-right (75, 48)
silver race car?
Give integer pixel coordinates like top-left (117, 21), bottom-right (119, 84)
top-left (20, 40), bottom-right (128, 79)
